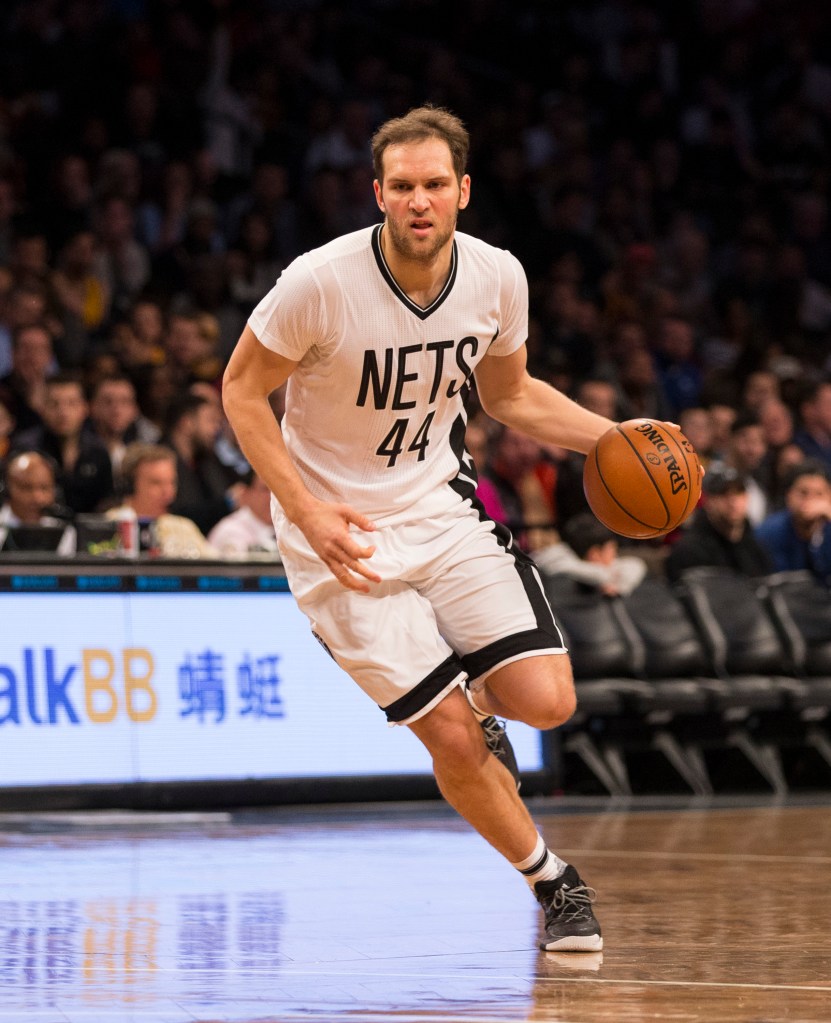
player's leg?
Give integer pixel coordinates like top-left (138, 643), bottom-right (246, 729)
top-left (407, 684), bottom-right (537, 859)
top-left (408, 682), bottom-right (602, 952)
top-left (415, 511), bottom-right (601, 950)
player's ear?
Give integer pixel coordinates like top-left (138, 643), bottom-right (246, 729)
top-left (458, 174), bottom-right (471, 210)
top-left (373, 178), bottom-right (385, 213)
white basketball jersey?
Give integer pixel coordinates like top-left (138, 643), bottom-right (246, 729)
top-left (248, 224), bottom-right (528, 525)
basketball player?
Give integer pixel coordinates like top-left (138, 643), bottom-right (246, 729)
top-left (223, 106), bottom-right (613, 951)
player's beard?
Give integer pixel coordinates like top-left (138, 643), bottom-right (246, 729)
top-left (383, 207), bottom-right (459, 265)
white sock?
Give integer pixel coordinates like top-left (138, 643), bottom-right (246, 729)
top-left (512, 833), bottom-right (567, 890)
top-left (464, 682), bottom-right (490, 721)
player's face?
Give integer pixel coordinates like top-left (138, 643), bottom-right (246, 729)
top-left (374, 138), bottom-right (470, 265)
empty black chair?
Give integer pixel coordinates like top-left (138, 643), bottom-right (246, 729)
top-left (542, 573), bottom-right (712, 795)
top-left (674, 567), bottom-right (807, 793)
top-left (762, 570), bottom-right (831, 774)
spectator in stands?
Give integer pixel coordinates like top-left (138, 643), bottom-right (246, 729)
top-left (758, 397), bottom-right (797, 503)
top-left (741, 369), bottom-right (781, 413)
top-left (108, 443), bottom-right (216, 559)
top-left (0, 323), bottom-right (55, 436)
top-left (665, 463), bottom-right (772, 582)
top-left (678, 407), bottom-right (716, 468)
top-left (207, 470), bottom-right (279, 558)
top-left (0, 450), bottom-right (74, 554)
top-left (50, 229), bottom-right (110, 338)
top-left (755, 460), bottom-right (831, 586)
top-left (125, 298), bottom-right (166, 369)
top-left (535, 512), bottom-right (647, 596)
top-left (714, 411), bottom-right (770, 526)
top-left (758, 397), bottom-right (795, 452)
top-left (0, 396), bottom-right (13, 463)
top-left (163, 393), bottom-right (244, 535)
top-left (464, 415), bottom-right (506, 524)
top-left (483, 426), bottom-right (558, 552)
top-left (13, 373), bottom-right (113, 514)
top-left (555, 377), bottom-right (620, 527)
top-left (87, 375), bottom-right (160, 474)
top-left (792, 379), bottom-right (831, 471)
top-left (92, 195), bottom-right (151, 317)
top-left (615, 345), bottom-right (674, 423)
top-left (163, 310), bottom-right (222, 389)
top-left (707, 403), bottom-right (738, 461)
top-left (653, 314), bottom-right (703, 417)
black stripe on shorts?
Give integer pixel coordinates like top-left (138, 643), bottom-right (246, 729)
top-left (461, 627), bottom-right (561, 682)
top-left (381, 653), bottom-right (464, 723)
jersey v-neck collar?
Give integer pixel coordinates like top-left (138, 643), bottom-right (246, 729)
top-left (371, 223), bottom-right (458, 320)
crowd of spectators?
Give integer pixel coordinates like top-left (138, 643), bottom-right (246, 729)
top-left (0, 0), bottom-right (830, 578)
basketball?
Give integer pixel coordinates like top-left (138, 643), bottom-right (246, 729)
top-left (583, 419), bottom-right (703, 539)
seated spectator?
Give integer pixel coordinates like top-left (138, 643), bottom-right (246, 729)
top-left (0, 323), bottom-right (55, 436)
top-left (87, 375), bottom-right (160, 474)
top-left (534, 513), bottom-right (647, 595)
top-left (0, 450), bottom-right (74, 554)
top-left (792, 379), bottom-right (831, 471)
top-left (13, 373), bottom-right (114, 514)
top-left (110, 298), bottom-right (166, 372)
top-left (758, 397), bottom-right (797, 501)
top-left (207, 470), bottom-right (279, 558)
top-left (713, 410), bottom-right (769, 525)
top-left (707, 403), bottom-right (738, 461)
top-left (50, 229), bottom-right (110, 337)
top-left (758, 396), bottom-right (795, 452)
top-left (555, 377), bottom-right (620, 527)
top-left (755, 459), bottom-right (831, 586)
top-left (107, 443), bottom-right (216, 559)
top-left (653, 314), bottom-right (703, 417)
top-left (616, 345), bottom-right (675, 423)
top-left (483, 426), bottom-right (558, 552)
top-left (741, 369), bottom-right (781, 413)
top-left (163, 393), bottom-right (244, 535)
top-left (665, 463), bottom-right (772, 582)
top-left (678, 407), bottom-right (717, 468)
top-left (464, 415), bottom-right (506, 523)
top-left (766, 441), bottom-right (807, 510)
top-left (0, 395), bottom-right (14, 462)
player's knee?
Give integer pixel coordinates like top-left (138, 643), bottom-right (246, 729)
top-left (524, 682), bottom-right (577, 731)
top-left (425, 719), bottom-right (488, 782)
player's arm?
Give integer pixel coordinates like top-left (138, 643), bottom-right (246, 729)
top-left (474, 344), bottom-right (614, 455)
top-left (223, 325), bottom-right (380, 591)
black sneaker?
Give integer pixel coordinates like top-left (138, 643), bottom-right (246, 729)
top-left (534, 865), bottom-right (603, 952)
top-left (479, 715), bottom-right (521, 790)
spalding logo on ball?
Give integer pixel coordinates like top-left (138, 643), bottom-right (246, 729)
top-left (583, 419), bottom-right (703, 539)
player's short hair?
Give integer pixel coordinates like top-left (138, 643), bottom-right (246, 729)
top-left (371, 105), bottom-right (469, 183)
top-left (119, 443), bottom-right (176, 495)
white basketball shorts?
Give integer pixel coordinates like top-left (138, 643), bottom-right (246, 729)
top-left (275, 501), bottom-right (567, 725)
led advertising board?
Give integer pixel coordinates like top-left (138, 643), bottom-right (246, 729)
top-left (0, 591), bottom-right (544, 787)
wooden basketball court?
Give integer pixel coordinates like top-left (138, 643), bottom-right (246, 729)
top-left (1, 795), bottom-right (829, 1022)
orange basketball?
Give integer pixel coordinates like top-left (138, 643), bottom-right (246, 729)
top-left (583, 419), bottom-right (703, 539)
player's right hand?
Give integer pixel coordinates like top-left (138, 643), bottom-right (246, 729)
top-left (298, 500), bottom-right (381, 592)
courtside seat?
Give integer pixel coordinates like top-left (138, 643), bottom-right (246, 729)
top-left (542, 573), bottom-right (713, 795)
top-left (761, 570), bottom-right (831, 775)
top-left (673, 567), bottom-right (809, 793)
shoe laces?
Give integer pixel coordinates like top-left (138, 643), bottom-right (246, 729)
top-left (480, 716), bottom-right (507, 757)
top-left (544, 882), bottom-right (597, 922)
